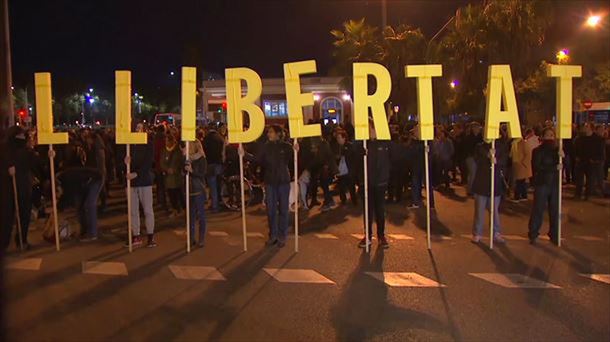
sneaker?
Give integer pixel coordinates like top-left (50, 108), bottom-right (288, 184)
top-left (471, 235), bottom-right (482, 244)
top-left (407, 203), bottom-right (420, 209)
top-left (508, 198), bottom-right (521, 203)
top-left (265, 238), bottom-right (278, 247)
top-left (529, 238), bottom-right (537, 245)
top-left (124, 235), bottom-right (143, 248)
top-left (197, 240), bottom-right (205, 248)
top-left (80, 236), bottom-right (98, 242)
top-left (321, 204), bottom-right (333, 212)
top-left (379, 237), bottom-right (389, 249)
top-left (277, 241), bottom-right (286, 248)
top-left (358, 238), bottom-right (371, 248)
top-left (493, 233), bottom-right (506, 244)
top-left (146, 234), bottom-right (157, 248)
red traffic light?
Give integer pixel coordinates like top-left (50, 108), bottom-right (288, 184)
top-left (221, 101), bottom-right (227, 111)
top-left (17, 109), bottom-right (27, 117)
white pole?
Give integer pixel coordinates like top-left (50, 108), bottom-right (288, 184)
top-left (363, 140), bottom-right (370, 253)
top-left (293, 140), bottom-right (299, 253)
top-left (558, 139), bottom-right (563, 247)
top-left (239, 143), bottom-right (247, 252)
top-left (126, 145), bottom-right (132, 253)
top-left (185, 142), bottom-right (191, 253)
top-left (424, 140), bottom-right (431, 250)
top-left (489, 140), bottom-right (496, 250)
top-left (11, 173), bottom-right (23, 250)
top-left (49, 144), bottom-right (60, 251)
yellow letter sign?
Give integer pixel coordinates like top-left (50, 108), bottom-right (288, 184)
top-left (484, 65), bottom-right (522, 140)
top-left (225, 68), bottom-right (265, 143)
top-left (181, 66), bottom-right (197, 141)
top-left (283, 60), bottom-right (321, 138)
top-left (547, 64), bottom-right (582, 139)
top-left (405, 65), bottom-right (442, 141)
top-left (353, 63), bottom-right (391, 140)
top-left (115, 71), bottom-right (147, 144)
top-left (35, 73), bottom-right (67, 145)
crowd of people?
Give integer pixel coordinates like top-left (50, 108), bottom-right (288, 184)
top-left (0, 116), bottom-right (608, 251)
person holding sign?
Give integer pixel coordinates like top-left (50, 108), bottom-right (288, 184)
top-left (124, 123), bottom-right (156, 249)
top-left (528, 127), bottom-right (562, 245)
top-left (471, 136), bottom-right (509, 244)
top-left (185, 139), bottom-right (208, 248)
top-left (355, 123), bottom-right (391, 249)
top-left (257, 125), bottom-right (293, 248)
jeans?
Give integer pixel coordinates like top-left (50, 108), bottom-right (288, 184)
top-left (411, 169), bottom-right (435, 207)
top-left (361, 184), bottom-right (387, 238)
top-left (466, 156), bottom-right (477, 194)
top-left (189, 193), bottom-right (207, 242)
top-left (514, 179), bottom-right (528, 200)
top-left (76, 179), bottom-right (102, 238)
top-left (528, 184), bottom-right (558, 240)
top-left (265, 183), bottom-right (290, 242)
top-left (298, 170), bottom-right (311, 208)
top-left (473, 194), bottom-right (501, 237)
top-left (207, 164), bottom-right (223, 210)
top-left (130, 186), bottom-right (155, 236)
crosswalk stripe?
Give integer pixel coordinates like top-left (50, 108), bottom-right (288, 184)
top-left (314, 233), bottom-right (339, 239)
top-left (264, 268), bottom-right (335, 284)
top-left (169, 265), bottom-right (226, 280)
top-left (246, 232), bottom-right (265, 238)
top-left (5, 257), bottom-right (42, 271)
top-left (573, 236), bottom-right (604, 242)
top-left (579, 274), bottom-right (610, 284)
top-left (469, 273), bottom-right (561, 289)
top-left (387, 234), bottom-right (415, 240)
top-left (208, 231), bottom-right (229, 237)
top-left (82, 261), bottom-right (128, 276)
top-left (365, 272), bottom-right (446, 287)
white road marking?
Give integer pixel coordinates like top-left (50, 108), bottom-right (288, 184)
top-left (365, 272), bottom-right (446, 287)
top-left (387, 234), bottom-right (415, 240)
top-left (314, 233), bottom-right (339, 239)
top-left (82, 261), bottom-right (128, 276)
top-left (169, 265), bottom-right (226, 280)
top-left (208, 231), bottom-right (229, 237)
top-left (579, 274), bottom-right (610, 284)
top-left (469, 273), bottom-right (561, 288)
top-left (264, 268), bottom-right (335, 284)
top-left (5, 257), bottom-right (42, 271)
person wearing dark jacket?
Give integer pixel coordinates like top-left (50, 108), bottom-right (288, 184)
top-left (185, 140), bottom-right (208, 247)
top-left (203, 126), bottom-right (226, 212)
top-left (353, 124), bottom-right (391, 249)
top-left (125, 123), bottom-right (156, 248)
top-left (257, 125), bottom-right (293, 248)
top-left (528, 128), bottom-right (561, 244)
top-left (1, 127), bottom-right (38, 250)
top-left (471, 138), bottom-right (509, 244)
top-left (406, 129), bottom-right (435, 209)
top-left (464, 122), bottom-right (483, 195)
top-left (58, 165), bottom-right (103, 241)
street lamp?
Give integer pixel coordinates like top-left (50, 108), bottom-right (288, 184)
top-left (450, 80), bottom-right (458, 89)
top-left (586, 14), bottom-right (601, 28)
top-left (556, 49), bottom-right (570, 64)
top-left (89, 88), bottom-right (93, 93)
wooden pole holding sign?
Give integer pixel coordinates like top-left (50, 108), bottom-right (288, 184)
top-left (185, 142), bottom-right (191, 253)
top-left (363, 140), bottom-right (370, 253)
top-left (546, 64), bottom-right (581, 247)
top-left (405, 64), bottom-right (442, 250)
top-left (293, 140), bottom-right (299, 252)
top-left (11, 174), bottom-right (23, 250)
top-left (424, 140), bottom-right (431, 249)
top-left (34, 72), bottom-right (68, 251)
top-left (115, 70), bottom-right (147, 253)
top-left (181, 66), bottom-right (197, 253)
top-left (483, 65), bottom-right (523, 250)
top-left (489, 140), bottom-right (496, 250)
top-left (126, 145), bottom-right (133, 253)
top-left (238, 144), bottom-right (248, 251)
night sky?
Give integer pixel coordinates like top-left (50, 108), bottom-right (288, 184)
top-left (8, 0), bottom-right (608, 101)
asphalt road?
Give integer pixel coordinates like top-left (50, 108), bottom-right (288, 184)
top-left (3, 184), bottom-right (609, 341)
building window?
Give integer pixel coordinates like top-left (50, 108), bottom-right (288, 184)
top-left (321, 97), bottom-right (343, 124)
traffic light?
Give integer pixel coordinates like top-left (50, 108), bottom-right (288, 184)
top-left (17, 108), bottom-right (27, 118)
top-left (222, 101), bottom-right (227, 111)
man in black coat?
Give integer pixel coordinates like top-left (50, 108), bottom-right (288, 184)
top-left (528, 127), bottom-right (562, 244)
top-left (353, 124), bottom-right (391, 249)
